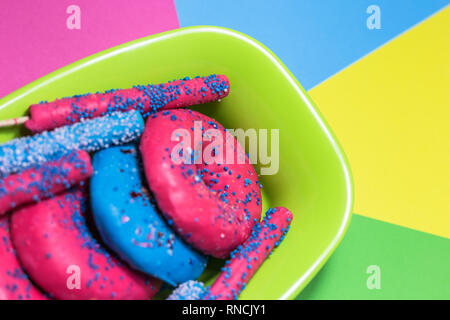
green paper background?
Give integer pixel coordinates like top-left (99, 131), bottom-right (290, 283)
top-left (298, 214), bottom-right (450, 300)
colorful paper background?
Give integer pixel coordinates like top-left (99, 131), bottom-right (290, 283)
top-left (1, 0), bottom-right (448, 299)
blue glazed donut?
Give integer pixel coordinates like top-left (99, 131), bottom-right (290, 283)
top-left (89, 144), bottom-right (207, 285)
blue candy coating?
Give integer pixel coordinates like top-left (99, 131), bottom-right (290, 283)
top-left (0, 111), bottom-right (144, 176)
top-left (90, 144), bottom-right (207, 286)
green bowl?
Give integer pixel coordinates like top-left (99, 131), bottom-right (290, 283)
top-left (0, 26), bottom-right (353, 300)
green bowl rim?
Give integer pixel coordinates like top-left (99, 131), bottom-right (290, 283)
top-left (0, 26), bottom-right (354, 300)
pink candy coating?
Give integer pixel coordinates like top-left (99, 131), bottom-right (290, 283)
top-left (0, 216), bottom-right (47, 300)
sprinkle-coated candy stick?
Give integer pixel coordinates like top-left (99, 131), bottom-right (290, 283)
top-left (0, 151), bottom-right (92, 215)
top-left (21, 74), bottom-right (229, 132)
top-left (166, 207), bottom-right (293, 300)
top-left (166, 280), bottom-right (208, 300)
top-left (207, 207), bottom-right (293, 300)
top-left (0, 110), bottom-right (143, 176)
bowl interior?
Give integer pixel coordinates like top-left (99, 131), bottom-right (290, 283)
top-left (0, 26), bottom-right (353, 299)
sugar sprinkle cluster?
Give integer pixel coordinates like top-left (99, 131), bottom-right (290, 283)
top-left (167, 280), bottom-right (208, 300)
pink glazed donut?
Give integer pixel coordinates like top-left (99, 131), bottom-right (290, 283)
top-left (10, 188), bottom-right (161, 300)
top-left (0, 216), bottom-right (47, 300)
top-left (140, 109), bottom-right (262, 258)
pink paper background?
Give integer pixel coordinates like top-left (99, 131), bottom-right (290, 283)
top-left (0, 0), bottom-right (179, 98)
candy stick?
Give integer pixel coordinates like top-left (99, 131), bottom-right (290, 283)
top-left (0, 151), bottom-right (92, 215)
top-left (0, 116), bottom-right (28, 127)
top-left (0, 110), bottom-right (143, 176)
top-left (0, 74), bottom-right (229, 133)
top-left (208, 207), bottom-right (293, 300)
top-left (166, 207), bottom-right (293, 300)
